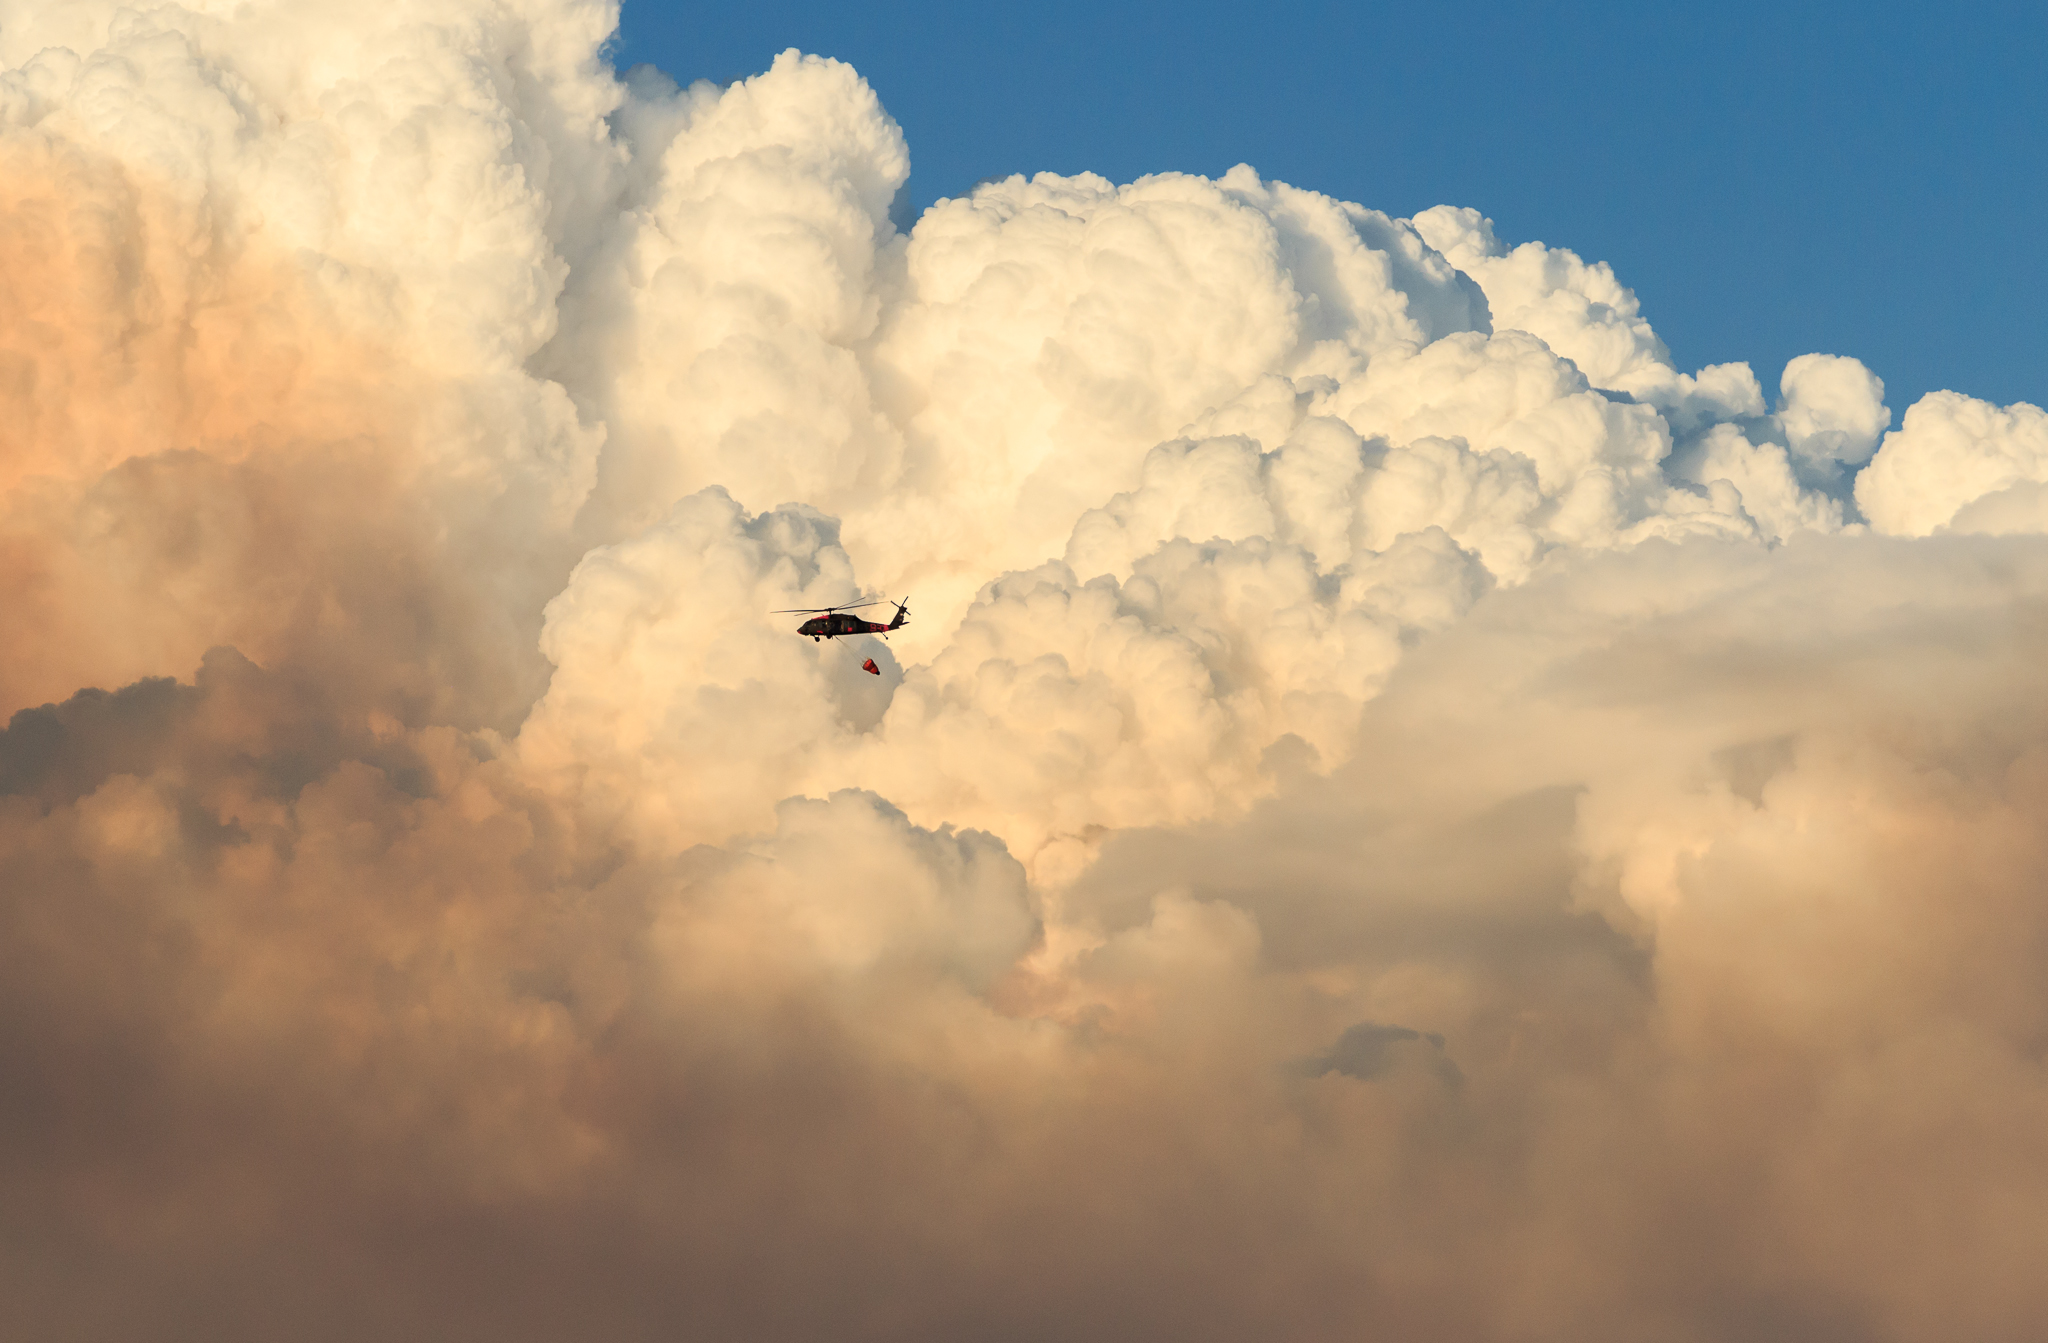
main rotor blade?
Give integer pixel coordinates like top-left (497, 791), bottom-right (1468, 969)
top-left (770, 600), bottom-right (883, 614)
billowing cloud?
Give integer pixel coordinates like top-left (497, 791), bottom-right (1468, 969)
top-left (4, 5), bottom-right (2046, 1340)
top-left (1858, 390), bottom-right (2048, 536)
top-left (1777, 351), bottom-right (1889, 470)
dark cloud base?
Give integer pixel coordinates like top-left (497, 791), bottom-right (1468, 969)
top-left (7, 537), bottom-right (2048, 1341)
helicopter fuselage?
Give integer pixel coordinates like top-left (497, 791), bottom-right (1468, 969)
top-left (799, 612), bottom-right (893, 639)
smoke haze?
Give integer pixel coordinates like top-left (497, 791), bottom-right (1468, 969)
top-left (4, 6), bottom-right (2045, 1339)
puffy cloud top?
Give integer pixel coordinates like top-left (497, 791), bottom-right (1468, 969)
top-left (1778, 351), bottom-right (1890, 467)
top-left (1858, 390), bottom-right (2048, 535)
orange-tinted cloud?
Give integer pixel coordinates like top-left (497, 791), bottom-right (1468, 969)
top-left (0, 138), bottom-right (453, 716)
top-left (8, 540), bottom-right (2048, 1341)
top-left (6, 15), bottom-right (2048, 1342)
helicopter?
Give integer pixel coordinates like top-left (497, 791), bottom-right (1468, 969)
top-left (774, 596), bottom-right (910, 654)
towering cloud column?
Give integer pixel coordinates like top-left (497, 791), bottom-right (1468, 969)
top-left (4, 5), bottom-right (2048, 1341)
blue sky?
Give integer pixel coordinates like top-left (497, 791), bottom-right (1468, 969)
top-left (612, 1), bottom-right (2044, 418)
